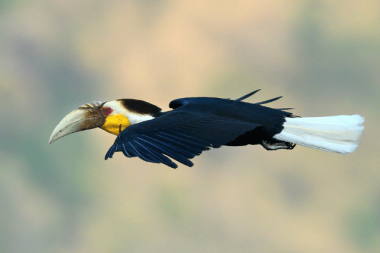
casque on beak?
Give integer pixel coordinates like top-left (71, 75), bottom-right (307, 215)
top-left (49, 101), bottom-right (106, 144)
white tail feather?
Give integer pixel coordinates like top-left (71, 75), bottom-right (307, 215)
top-left (273, 115), bottom-right (364, 154)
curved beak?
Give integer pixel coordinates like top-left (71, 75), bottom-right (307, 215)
top-left (49, 101), bottom-right (106, 144)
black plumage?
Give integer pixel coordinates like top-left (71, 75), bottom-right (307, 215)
top-left (105, 91), bottom-right (294, 168)
top-left (118, 99), bottom-right (162, 116)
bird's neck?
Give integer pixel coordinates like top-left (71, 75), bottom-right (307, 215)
top-left (100, 114), bottom-right (131, 135)
top-left (100, 112), bottom-right (155, 135)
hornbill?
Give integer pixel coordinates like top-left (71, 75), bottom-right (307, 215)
top-left (49, 90), bottom-right (364, 168)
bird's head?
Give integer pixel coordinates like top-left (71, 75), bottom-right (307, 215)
top-left (49, 99), bottom-right (161, 144)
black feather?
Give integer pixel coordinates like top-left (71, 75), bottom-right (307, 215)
top-left (255, 96), bottom-right (282, 105)
top-left (235, 89), bottom-right (261, 101)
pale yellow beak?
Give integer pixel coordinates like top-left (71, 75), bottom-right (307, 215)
top-left (49, 101), bottom-right (106, 144)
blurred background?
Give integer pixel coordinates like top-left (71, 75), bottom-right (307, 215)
top-left (1, 0), bottom-right (379, 252)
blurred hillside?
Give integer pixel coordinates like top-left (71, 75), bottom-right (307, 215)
top-left (1, 0), bottom-right (379, 252)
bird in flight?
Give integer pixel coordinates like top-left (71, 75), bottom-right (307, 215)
top-left (49, 90), bottom-right (364, 168)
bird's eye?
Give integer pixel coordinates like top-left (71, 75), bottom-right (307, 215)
top-left (102, 107), bottom-right (113, 116)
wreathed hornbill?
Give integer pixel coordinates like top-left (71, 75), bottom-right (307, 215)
top-left (49, 90), bottom-right (364, 168)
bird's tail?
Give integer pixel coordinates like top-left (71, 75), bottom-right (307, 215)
top-left (273, 115), bottom-right (364, 154)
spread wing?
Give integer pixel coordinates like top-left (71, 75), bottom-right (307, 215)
top-left (104, 110), bottom-right (259, 168)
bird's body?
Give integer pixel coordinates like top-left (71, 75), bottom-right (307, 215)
top-left (49, 90), bottom-right (364, 168)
